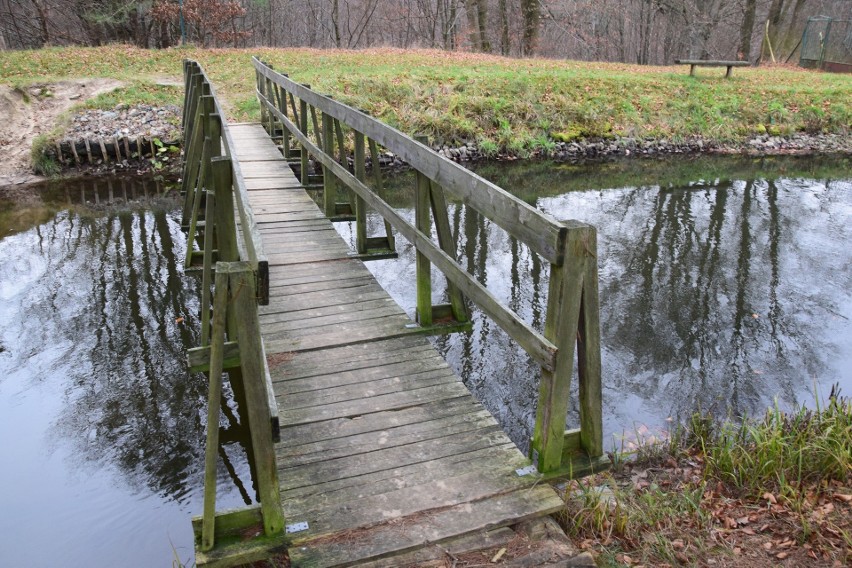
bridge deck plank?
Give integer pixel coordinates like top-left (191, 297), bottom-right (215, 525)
top-left (223, 123), bottom-right (562, 568)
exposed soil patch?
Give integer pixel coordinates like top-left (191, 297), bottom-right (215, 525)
top-left (0, 79), bottom-right (123, 186)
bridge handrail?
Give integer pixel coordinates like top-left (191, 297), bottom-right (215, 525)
top-left (182, 60), bottom-right (270, 303)
top-left (181, 59), bottom-right (284, 552)
top-left (252, 58), bottom-right (567, 266)
top-left (252, 58), bottom-right (605, 478)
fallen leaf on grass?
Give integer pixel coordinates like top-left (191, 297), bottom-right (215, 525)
top-left (762, 492), bottom-right (777, 504)
top-left (833, 493), bottom-right (852, 503)
top-left (776, 551), bottom-right (789, 559)
top-left (724, 516), bottom-right (738, 529)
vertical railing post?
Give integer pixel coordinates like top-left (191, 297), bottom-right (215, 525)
top-left (531, 222), bottom-right (602, 474)
top-left (353, 130), bottom-right (368, 255)
top-left (212, 157), bottom-right (238, 263)
top-left (321, 112), bottom-right (336, 218)
top-left (299, 87), bottom-right (309, 185)
top-left (414, 152), bottom-right (432, 327)
top-left (228, 262), bottom-right (285, 536)
top-left (368, 138), bottom-right (395, 251)
top-left (577, 227), bottom-right (603, 459)
top-left (199, 171), bottom-right (217, 346)
top-left (185, 94), bottom-right (215, 269)
top-left (200, 265), bottom-right (230, 551)
top-left (256, 68), bottom-right (268, 131)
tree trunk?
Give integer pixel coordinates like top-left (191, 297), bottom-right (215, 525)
top-left (464, 0), bottom-right (480, 50)
top-left (521, 0), bottom-right (539, 56)
top-left (331, 0), bottom-right (342, 47)
top-left (476, 0), bottom-right (490, 52)
top-left (498, 0), bottom-right (509, 55)
top-left (738, 0), bottom-right (756, 61)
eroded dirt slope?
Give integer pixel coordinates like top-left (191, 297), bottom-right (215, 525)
top-left (0, 79), bottom-right (122, 186)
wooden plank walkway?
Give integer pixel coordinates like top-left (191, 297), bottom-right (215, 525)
top-left (230, 123), bottom-right (564, 567)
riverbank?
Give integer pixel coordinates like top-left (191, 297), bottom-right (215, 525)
top-left (1, 46), bottom-right (850, 183)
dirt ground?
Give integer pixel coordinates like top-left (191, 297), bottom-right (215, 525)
top-left (0, 78), bottom-right (122, 186)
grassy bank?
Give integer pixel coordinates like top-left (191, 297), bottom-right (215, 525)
top-left (1, 45), bottom-right (850, 154)
top-left (562, 392), bottom-right (852, 567)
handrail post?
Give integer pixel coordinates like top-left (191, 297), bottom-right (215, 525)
top-left (321, 112), bottom-right (336, 218)
top-left (256, 68), bottom-right (268, 132)
top-left (212, 157), bottom-right (238, 263)
top-left (228, 262), bottom-right (285, 536)
top-left (414, 150), bottom-right (432, 327)
top-left (299, 87), bottom-right (309, 185)
top-left (353, 130), bottom-right (368, 255)
top-left (200, 265), bottom-right (230, 551)
top-left (577, 227), bottom-right (603, 459)
top-left (531, 222), bottom-right (604, 475)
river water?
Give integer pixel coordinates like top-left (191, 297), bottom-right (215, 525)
top-left (0, 177), bottom-right (252, 567)
top-left (0, 156), bottom-right (849, 566)
top-left (339, 155), bottom-right (852, 451)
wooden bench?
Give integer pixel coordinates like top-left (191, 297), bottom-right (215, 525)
top-left (675, 59), bottom-right (750, 78)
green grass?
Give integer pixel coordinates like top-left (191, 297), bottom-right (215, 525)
top-left (1, 45), bottom-right (850, 153)
top-left (561, 390), bottom-right (852, 566)
top-left (30, 134), bottom-right (61, 176)
top-left (694, 396), bottom-right (852, 499)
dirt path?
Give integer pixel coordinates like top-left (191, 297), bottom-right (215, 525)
top-left (0, 78), bottom-right (123, 186)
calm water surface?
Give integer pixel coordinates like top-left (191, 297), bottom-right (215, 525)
top-left (0, 156), bottom-right (849, 566)
top-left (0, 178), bottom-right (254, 567)
top-left (336, 155), bottom-right (852, 450)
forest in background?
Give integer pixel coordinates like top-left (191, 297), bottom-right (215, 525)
top-left (1, 0), bottom-right (848, 65)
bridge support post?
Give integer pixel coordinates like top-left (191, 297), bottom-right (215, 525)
top-left (228, 262), bottom-right (285, 537)
top-left (321, 112), bottom-right (336, 218)
top-left (299, 91), bottom-right (309, 185)
top-left (531, 222), bottom-right (604, 477)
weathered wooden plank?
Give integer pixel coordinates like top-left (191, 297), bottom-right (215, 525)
top-left (263, 305), bottom-right (405, 336)
top-left (279, 423), bottom-right (507, 487)
top-left (279, 380), bottom-right (472, 426)
top-left (261, 299), bottom-right (400, 331)
top-left (273, 354), bottom-right (453, 396)
top-left (244, 178), bottom-right (304, 191)
top-left (281, 367), bottom-right (458, 412)
top-left (287, 486), bottom-right (564, 567)
top-left (259, 284), bottom-right (390, 315)
top-left (278, 408), bottom-right (496, 467)
top-left (267, 258), bottom-right (371, 281)
top-left (355, 527), bottom-right (516, 568)
top-left (276, 396), bottom-right (483, 449)
top-left (267, 274), bottom-right (376, 297)
top-left (269, 338), bottom-right (438, 381)
top-left (262, 314), bottom-right (421, 353)
top-left (280, 442), bottom-right (519, 503)
top-left (289, 465), bottom-right (545, 544)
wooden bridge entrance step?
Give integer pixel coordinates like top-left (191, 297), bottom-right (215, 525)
top-left (221, 123), bottom-right (563, 568)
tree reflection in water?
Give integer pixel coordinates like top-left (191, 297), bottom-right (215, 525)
top-left (354, 157), bottom-right (852, 452)
top-left (0, 177), bottom-right (255, 566)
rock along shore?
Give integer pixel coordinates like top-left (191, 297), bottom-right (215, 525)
top-left (40, 103), bottom-right (852, 177)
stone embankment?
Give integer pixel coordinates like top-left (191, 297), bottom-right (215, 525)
top-left (434, 132), bottom-right (852, 164)
top-left (34, 101), bottom-right (852, 176)
top-left (49, 103), bottom-right (181, 170)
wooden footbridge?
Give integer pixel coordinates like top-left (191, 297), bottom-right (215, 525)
top-left (181, 58), bottom-right (608, 567)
